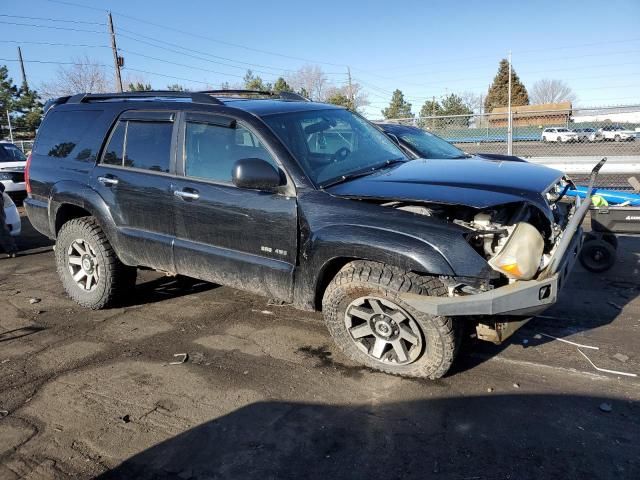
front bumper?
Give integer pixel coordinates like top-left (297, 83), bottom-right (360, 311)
top-left (401, 228), bottom-right (582, 317)
top-left (401, 158), bottom-right (606, 319)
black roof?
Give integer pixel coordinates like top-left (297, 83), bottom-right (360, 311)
top-left (52, 90), bottom-right (343, 117)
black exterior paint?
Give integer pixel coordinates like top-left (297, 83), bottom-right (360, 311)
top-left (26, 97), bottom-right (557, 311)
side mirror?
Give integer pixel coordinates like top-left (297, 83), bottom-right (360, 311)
top-left (232, 158), bottom-right (282, 191)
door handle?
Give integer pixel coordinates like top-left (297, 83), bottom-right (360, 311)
top-left (97, 175), bottom-right (119, 186)
top-left (174, 189), bottom-right (200, 200)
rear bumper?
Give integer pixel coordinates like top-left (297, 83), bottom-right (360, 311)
top-left (24, 197), bottom-right (53, 238)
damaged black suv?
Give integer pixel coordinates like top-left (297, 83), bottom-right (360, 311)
top-left (25, 90), bottom-right (596, 378)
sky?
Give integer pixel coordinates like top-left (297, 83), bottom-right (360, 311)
top-left (1, 0), bottom-right (639, 118)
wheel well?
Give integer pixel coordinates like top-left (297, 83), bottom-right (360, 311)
top-left (314, 257), bottom-right (356, 311)
top-left (54, 204), bottom-right (92, 236)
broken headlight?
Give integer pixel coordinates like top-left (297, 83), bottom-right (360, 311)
top-left (488, 222), bottom-right (544, 280)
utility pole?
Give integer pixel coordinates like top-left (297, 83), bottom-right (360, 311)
top-left (346, 67), bottom-right (354, 110)
top-left (507, 50), bottom-right (513, 155)
top-left (108, 12), bottom-right (123, 92)
top-left (431, 95), bottom-right (436, 130)
top-left (17, 47), bottom-right (28, 90)
top-left (6, 111), bottom-right (14, 143)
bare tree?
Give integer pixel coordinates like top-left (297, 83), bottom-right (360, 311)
top-left (459, 91), bottom-right (483, 113)
top-left (39, 56), bottom-right (111, 99)
top-left (530, 79), bottom-right (577, 105)
top-left (286, 65), bottom-right (328, 101)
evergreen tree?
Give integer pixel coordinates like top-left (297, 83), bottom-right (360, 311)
top-left (382, 89), bottom-right (413, 119)
top-left (128, 82), bottom-right (152, 91)
top-left (0, 66), bottom-right (18, 137)
top-left (418, 98), bottom-right (442, 128)
top-left (326, 91), bottom-right (353, 110)
top-left (273, 77), bottom-right (292, 94)
top-left (243, 70), bottom-right (267, 91)
top-left (484, 59), bottom-right (529, 112)
top-left (13, 85), bottom-right (43, 135)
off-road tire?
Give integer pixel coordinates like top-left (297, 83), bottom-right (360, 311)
top-left (322, 260), bottom-right (459, 379)
top-left (55, 216), bottom-right (136, 309)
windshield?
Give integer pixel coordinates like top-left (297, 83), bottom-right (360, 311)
top-left (394, 128), bottom-right (467, 159)
top-left (262, 108), bottom-right (406, 186)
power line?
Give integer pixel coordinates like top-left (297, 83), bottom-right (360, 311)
top-left (0, 14), bottom-right (104, 25)
top-left (0, 20), bottom-right (105, 34)
top-left (42, 0), bottom-right (347, 67)
top-left (0, 39), bottom-right (109, 48)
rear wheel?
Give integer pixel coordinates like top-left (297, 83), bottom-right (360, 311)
top-left (55, 217), bottom-right (136, 309)
top-left (614, 135), bottom-right (621, 142)
top-left (322, 261), bottom-right (458, 379)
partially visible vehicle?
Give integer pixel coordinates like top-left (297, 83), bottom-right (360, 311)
top-left (3, 191), bottom-right (21, 237)
top-left (572, 128), bottom-right (596, 142)
top-left (378, 123), bottom-right (526, 162)
top-left (541, 128), bottom-right (578, 143)
top-left (598, 126), bottom-right (636, 142)
top-left (0, 141), bottom-right (27, 198)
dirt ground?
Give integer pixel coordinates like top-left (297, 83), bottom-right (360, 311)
top-left (1, 213), bottom-right (639, 480)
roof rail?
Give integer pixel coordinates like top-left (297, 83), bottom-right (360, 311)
top-left (66, 91), bottom-right (224, 105)
top-left (198, 89), bottom-right (309, 102)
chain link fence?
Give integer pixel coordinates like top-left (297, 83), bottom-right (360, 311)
top-left (381, 105), bottom-right (640, 190)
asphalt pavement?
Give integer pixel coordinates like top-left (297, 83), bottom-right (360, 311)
top-left (1, 213), bottom-right (639, 479)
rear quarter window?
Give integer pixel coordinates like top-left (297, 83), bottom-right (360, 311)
top-left (34, 109), bottom-right (102, 159)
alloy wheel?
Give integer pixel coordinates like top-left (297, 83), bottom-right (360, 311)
top-left (67, 238), bottom-right (100, 291)
top-left (344, 296), bottom-right (423, 365)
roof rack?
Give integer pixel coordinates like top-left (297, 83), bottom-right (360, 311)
top-left (66, 91), bottom-right (224, 105)
top-left (198, 89), bottom-right (309, 102)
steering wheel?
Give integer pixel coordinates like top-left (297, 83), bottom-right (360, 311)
top-left (331, 147), bottom-right (351, 163)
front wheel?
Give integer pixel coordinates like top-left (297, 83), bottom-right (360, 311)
top-left (322, 261), bottom-right (458, 379)
top-left (55, 217), bottom-right (136, 309)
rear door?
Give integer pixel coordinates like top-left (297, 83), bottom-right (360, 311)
top-left (91, 110), bottom-right (178, 271)
top-left (171, 112), bottom-right (297, 300)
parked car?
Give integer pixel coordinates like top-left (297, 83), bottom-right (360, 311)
top-left (541, 128), bottom-right (578, 143)
top-left (572, 128), bottom-right (596, 142)
top-left (598, 125), bottom-right (636, 142)
top-left (378, 123), bottom-right (527, 162)
top-left (25, 90), bottom-right (591, 379)
top-left (0, 141), bottom-right (27, 198)
top-left (3, 191), bottom-right (21, 237)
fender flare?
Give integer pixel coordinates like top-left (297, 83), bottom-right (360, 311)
top-left (293, 224), bottom-right (457, 310)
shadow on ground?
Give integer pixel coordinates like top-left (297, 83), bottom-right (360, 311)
top-left (121, 274), bottom-right (218, 307)
top-left (97, 395), bottom-right (638, 480)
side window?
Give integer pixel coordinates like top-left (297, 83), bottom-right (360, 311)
top-left (101, 120), bottom-right (172, 173)
top-left (34, 110), bottom-right (102, 158)
top-left (103, 121), bottom-right (125, 166)
top-left (184, 122), bottom-right (277, 183)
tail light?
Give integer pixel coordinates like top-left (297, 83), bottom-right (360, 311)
top-left (25, 153), bottom-right (32, 194)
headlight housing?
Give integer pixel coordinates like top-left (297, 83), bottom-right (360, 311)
top-left (488, 222), bottom-right (544, 280)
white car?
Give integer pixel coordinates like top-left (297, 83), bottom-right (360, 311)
top-left (598, 126), bottom-right (636, 142)
top-left (541, 128), bottom-right (578, 143)
top-left (572, 128), bottom-right (597, 142)
top-left (0, 141), bottom-right (27, 194)
top-left (3, 191), bottom-right (21, 237)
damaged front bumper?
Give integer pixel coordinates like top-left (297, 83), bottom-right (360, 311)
top-left (400, 158), bottom-right (606, 342)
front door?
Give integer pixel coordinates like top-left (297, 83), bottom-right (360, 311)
top-left (171, 112), bottom-right (297, 301)
top-left (91, 110), bottom-right (177, 272)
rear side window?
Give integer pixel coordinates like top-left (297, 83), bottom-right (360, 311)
top-left (0, 144), bottom-right (27, 161)
top-left (34, 110), bottom-right (102, 158)
top-left (102, 120), bottom-right (172, 173)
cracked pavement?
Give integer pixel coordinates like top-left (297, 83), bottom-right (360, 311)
top-left (1, 214), bottom-right (639, 479)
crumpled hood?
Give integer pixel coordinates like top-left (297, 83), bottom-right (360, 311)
top-left (326, 158), bottom-right (563, 211)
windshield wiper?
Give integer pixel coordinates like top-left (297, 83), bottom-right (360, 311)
top-left (320, 158), bottom-right (406, 189)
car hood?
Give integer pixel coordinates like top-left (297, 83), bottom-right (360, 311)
top-left (326, 158), bottom-right (563, 211)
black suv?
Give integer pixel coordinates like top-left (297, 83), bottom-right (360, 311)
top-left (25, 90), bottom-right (595, 378)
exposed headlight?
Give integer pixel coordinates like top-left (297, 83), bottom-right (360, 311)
top-left (488, 222), bottom-right (544, 280)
